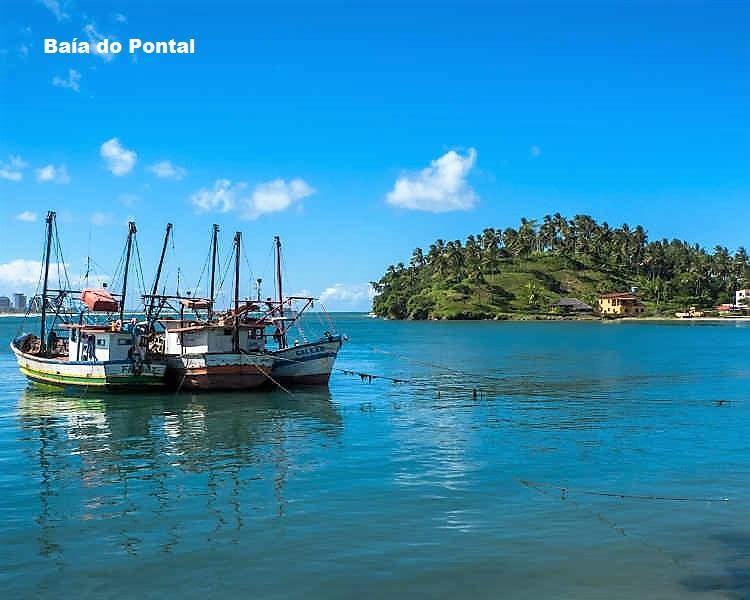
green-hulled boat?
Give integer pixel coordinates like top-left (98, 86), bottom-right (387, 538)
top-left (11, 212), bottom-right (167, 391)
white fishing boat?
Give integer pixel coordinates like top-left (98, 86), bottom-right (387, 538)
top-left (160, 318), bottom-right (273, 390)
top-left (263, 236), bottom-right (344, 385)
top-left (11, 213), bottom-right (167, 390)
top-left (148, 226), bottom-right (274, 391)
top-left (271, 333), bottom-right (343, 385)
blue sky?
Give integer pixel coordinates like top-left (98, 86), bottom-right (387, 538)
top-left (0, 0), bottom-right (748, 310)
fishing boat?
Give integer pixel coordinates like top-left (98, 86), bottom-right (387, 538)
top-left (11, 213), bottom-right (167, 390)
top-left (148, 225), bottom-right (274, 391)
top-left (264, 236), bottom-right (344, 385)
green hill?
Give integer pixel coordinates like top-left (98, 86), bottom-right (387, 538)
top-left (371, 214), bottom-right (748, 320)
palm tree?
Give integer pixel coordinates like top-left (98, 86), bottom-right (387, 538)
top-left (481, 228), bottom-right (501, 275)
top-left (410, 247), bottom-right (426, 269)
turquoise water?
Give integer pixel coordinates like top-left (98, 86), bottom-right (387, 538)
top-left (2, 314), bottom-right (750, 599)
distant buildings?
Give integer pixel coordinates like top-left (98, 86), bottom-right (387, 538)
top-left (12, 293), bottom-right (26, 311)
top-left (0, 292), bottom-right (34, 313)
top-left (736, 289), bottom-right (750, 308)
top-left (598, 292), bottom-right (646, 317)
top-left (551, 297), bottom-right (593, 314)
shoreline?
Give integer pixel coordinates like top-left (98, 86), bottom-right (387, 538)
top-left (372, 314), bottom-right (750, 323)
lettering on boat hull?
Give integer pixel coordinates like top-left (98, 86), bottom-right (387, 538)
top-left (271, 337), bottom-right (342, 386)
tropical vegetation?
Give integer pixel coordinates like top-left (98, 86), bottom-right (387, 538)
top-left (371, 214), bottom-right (750, 319)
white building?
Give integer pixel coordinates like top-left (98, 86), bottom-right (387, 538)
top-left (736, 289), bottom-right (750, 307)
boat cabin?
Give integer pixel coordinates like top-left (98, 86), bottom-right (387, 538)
top-left (63, 324), bottom-right (138, 363)
top-left (161, 320), bottom-right (267, 355)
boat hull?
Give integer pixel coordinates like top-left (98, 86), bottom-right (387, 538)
top-left (271, 337), bottom-right (342, 386)
top-left (166, 353), bottom-right (274, 391)
top-left (11, 343), bottom-right (167, 390)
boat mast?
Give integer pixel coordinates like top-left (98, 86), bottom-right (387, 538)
top-left (274, 235), bottom-right (287, 348)
top-left (146, 223), bottom-right (173, 327)
top-left (120, 221), bottom-right (137, 322)
top-left (209, 223), bottom-right (219, 320)
top-left (232, 231), bottom-right (241, 352)
top-left (39, 211), bottom-right (55, 353)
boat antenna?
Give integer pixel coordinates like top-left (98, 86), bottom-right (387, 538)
top-left (147, 222), bottom-right (173, 327)
top-left (120, 221), bottom-right (137, 322)
top-left (39, 211), bottom-right (55, 354)
top-left (209, 223), bottom-right (219, 320)
top-left (274, 235), bottom-right (287, 348)
top-left (233, 231), bottom-right (241, 352)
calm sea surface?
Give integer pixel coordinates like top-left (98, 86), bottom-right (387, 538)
top-left (2, 314), bottom-right (750, 599)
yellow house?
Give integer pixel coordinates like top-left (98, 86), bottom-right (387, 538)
top-left (598, 292), bottom-right (646, 317)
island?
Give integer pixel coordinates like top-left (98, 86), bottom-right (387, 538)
top-left (371, 214), bottom-right (750, 320)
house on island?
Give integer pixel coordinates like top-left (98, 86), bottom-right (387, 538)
top-left (551, 297), bottom-right (593, 315)
top-left (736, 289), bottom-right (750, 308)
top-left (597, 292), bottom-right (646, 317)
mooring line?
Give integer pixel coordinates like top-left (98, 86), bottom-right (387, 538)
top-left (518, 479), bottom-right (729, 503)
top-left (256, 364), bottom-right (295, 397)
top-left (271, 353), bottom-right (411, 384)
top-left (518, 478), bottom-right (683, 566)
top-left (370, 347), bottom-right (487, 379)
top-left (175, 372), bottom-right (188, 396)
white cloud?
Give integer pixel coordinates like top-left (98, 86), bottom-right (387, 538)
top-left (318, 283), bottom-right (375, 311)
top-left (100, 138), bottom-right (136, 175)
top-left (113, 13), bottom-right (127, 23)
top-left (386, 148), bottom-right (478, 212)
top-left (84, 23), bottom-right (115, 62)
top-left (0, 259), bottom-right (46, 287)
top-left (52, 68), bottom-right (81, 92)
top-left (0, 258), bottom-right (108, 292)
top-left (190, 179), bottom-right (243, 213)
top-left (242, 178), bottom-right (315, 220)
top-left (39, 0), bottom-right (68, 22)
top-left (148, 160), bottom-right (186, 181)
top-left (16, 211), bottom-right (37, 222)
top-left (190, 177), bottom-right (315, 219)
top-left (0, 155), bottom-right (28, 182)
top-left (90, 212), bottom-right (114, 226)
top-left (36, 164), bottom-right (70, 184)
top-left (19, 44), bottom-right (29, 57)
top-left (530, 145), bottom-right (541, 158)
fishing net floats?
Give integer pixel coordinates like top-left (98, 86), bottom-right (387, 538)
top-left (270, 353), bottom-right (412, 385)
top-left (338, 369), bottom-right (410, 384)
top-left (518, 478), bottom-right (730, 504)
top-left (518, 478), bottom-right (685, 567)
top-left (269, 348), bottom-right (491, 396)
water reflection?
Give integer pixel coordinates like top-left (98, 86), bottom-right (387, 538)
top-left (17, 388), bottom-right (342, 557)
top-left (680, 532), bottom-right (750, 599)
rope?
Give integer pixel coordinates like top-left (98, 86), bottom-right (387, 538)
top-left (518, 479), bottom-right (729, 503)
top-left (242, 244), bottom-right (254, 298)
top-left (370, 347), bottom-right (487, 379)
top-left (270, 353), bottom-right (411, 384)
top-left (175, 372), bottom-right (188, 396)
top-left (191, 232), bottom-right (213, 299)
top-left (257, 364), bottom-right (295, 396)
top-left (518, 478), bottom-right (683, 566)
top-left (133, 237), bottom-right (147, 300)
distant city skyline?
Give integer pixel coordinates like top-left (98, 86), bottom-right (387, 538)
top-left (0, 292), bottom-right (28, 312)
